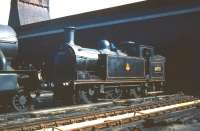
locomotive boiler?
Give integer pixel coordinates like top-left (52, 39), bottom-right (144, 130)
top-left (45, 27), bottom-right (128, 82)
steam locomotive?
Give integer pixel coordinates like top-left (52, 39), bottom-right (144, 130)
top-left (0, 25), bottom-right (165, 112)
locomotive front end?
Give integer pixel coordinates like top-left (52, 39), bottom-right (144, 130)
top-left (51, 27), bottom-right (100, 82)
top-left (0, 25), bottom-right (18, 106)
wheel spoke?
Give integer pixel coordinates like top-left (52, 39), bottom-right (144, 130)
top-left (12, 90), bottom-right (33, 112)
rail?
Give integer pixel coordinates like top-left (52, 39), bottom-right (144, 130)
top-left (0, 94), bottom-right (199, 131)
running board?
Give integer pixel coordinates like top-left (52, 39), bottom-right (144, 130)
top-left (146, 91), bottom-right (164, 96)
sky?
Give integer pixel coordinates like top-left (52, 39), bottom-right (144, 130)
top-left (0, 0), bottom-right (145, 25)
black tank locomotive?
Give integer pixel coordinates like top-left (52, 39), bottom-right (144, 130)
top-left (38, 27), bottom-right (165, 104)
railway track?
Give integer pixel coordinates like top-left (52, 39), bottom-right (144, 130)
top-left (0, 94), bottom-right (199, 131)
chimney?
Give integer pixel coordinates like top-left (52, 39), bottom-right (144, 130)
top-left (64, 27), bottom-right (76, 45)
